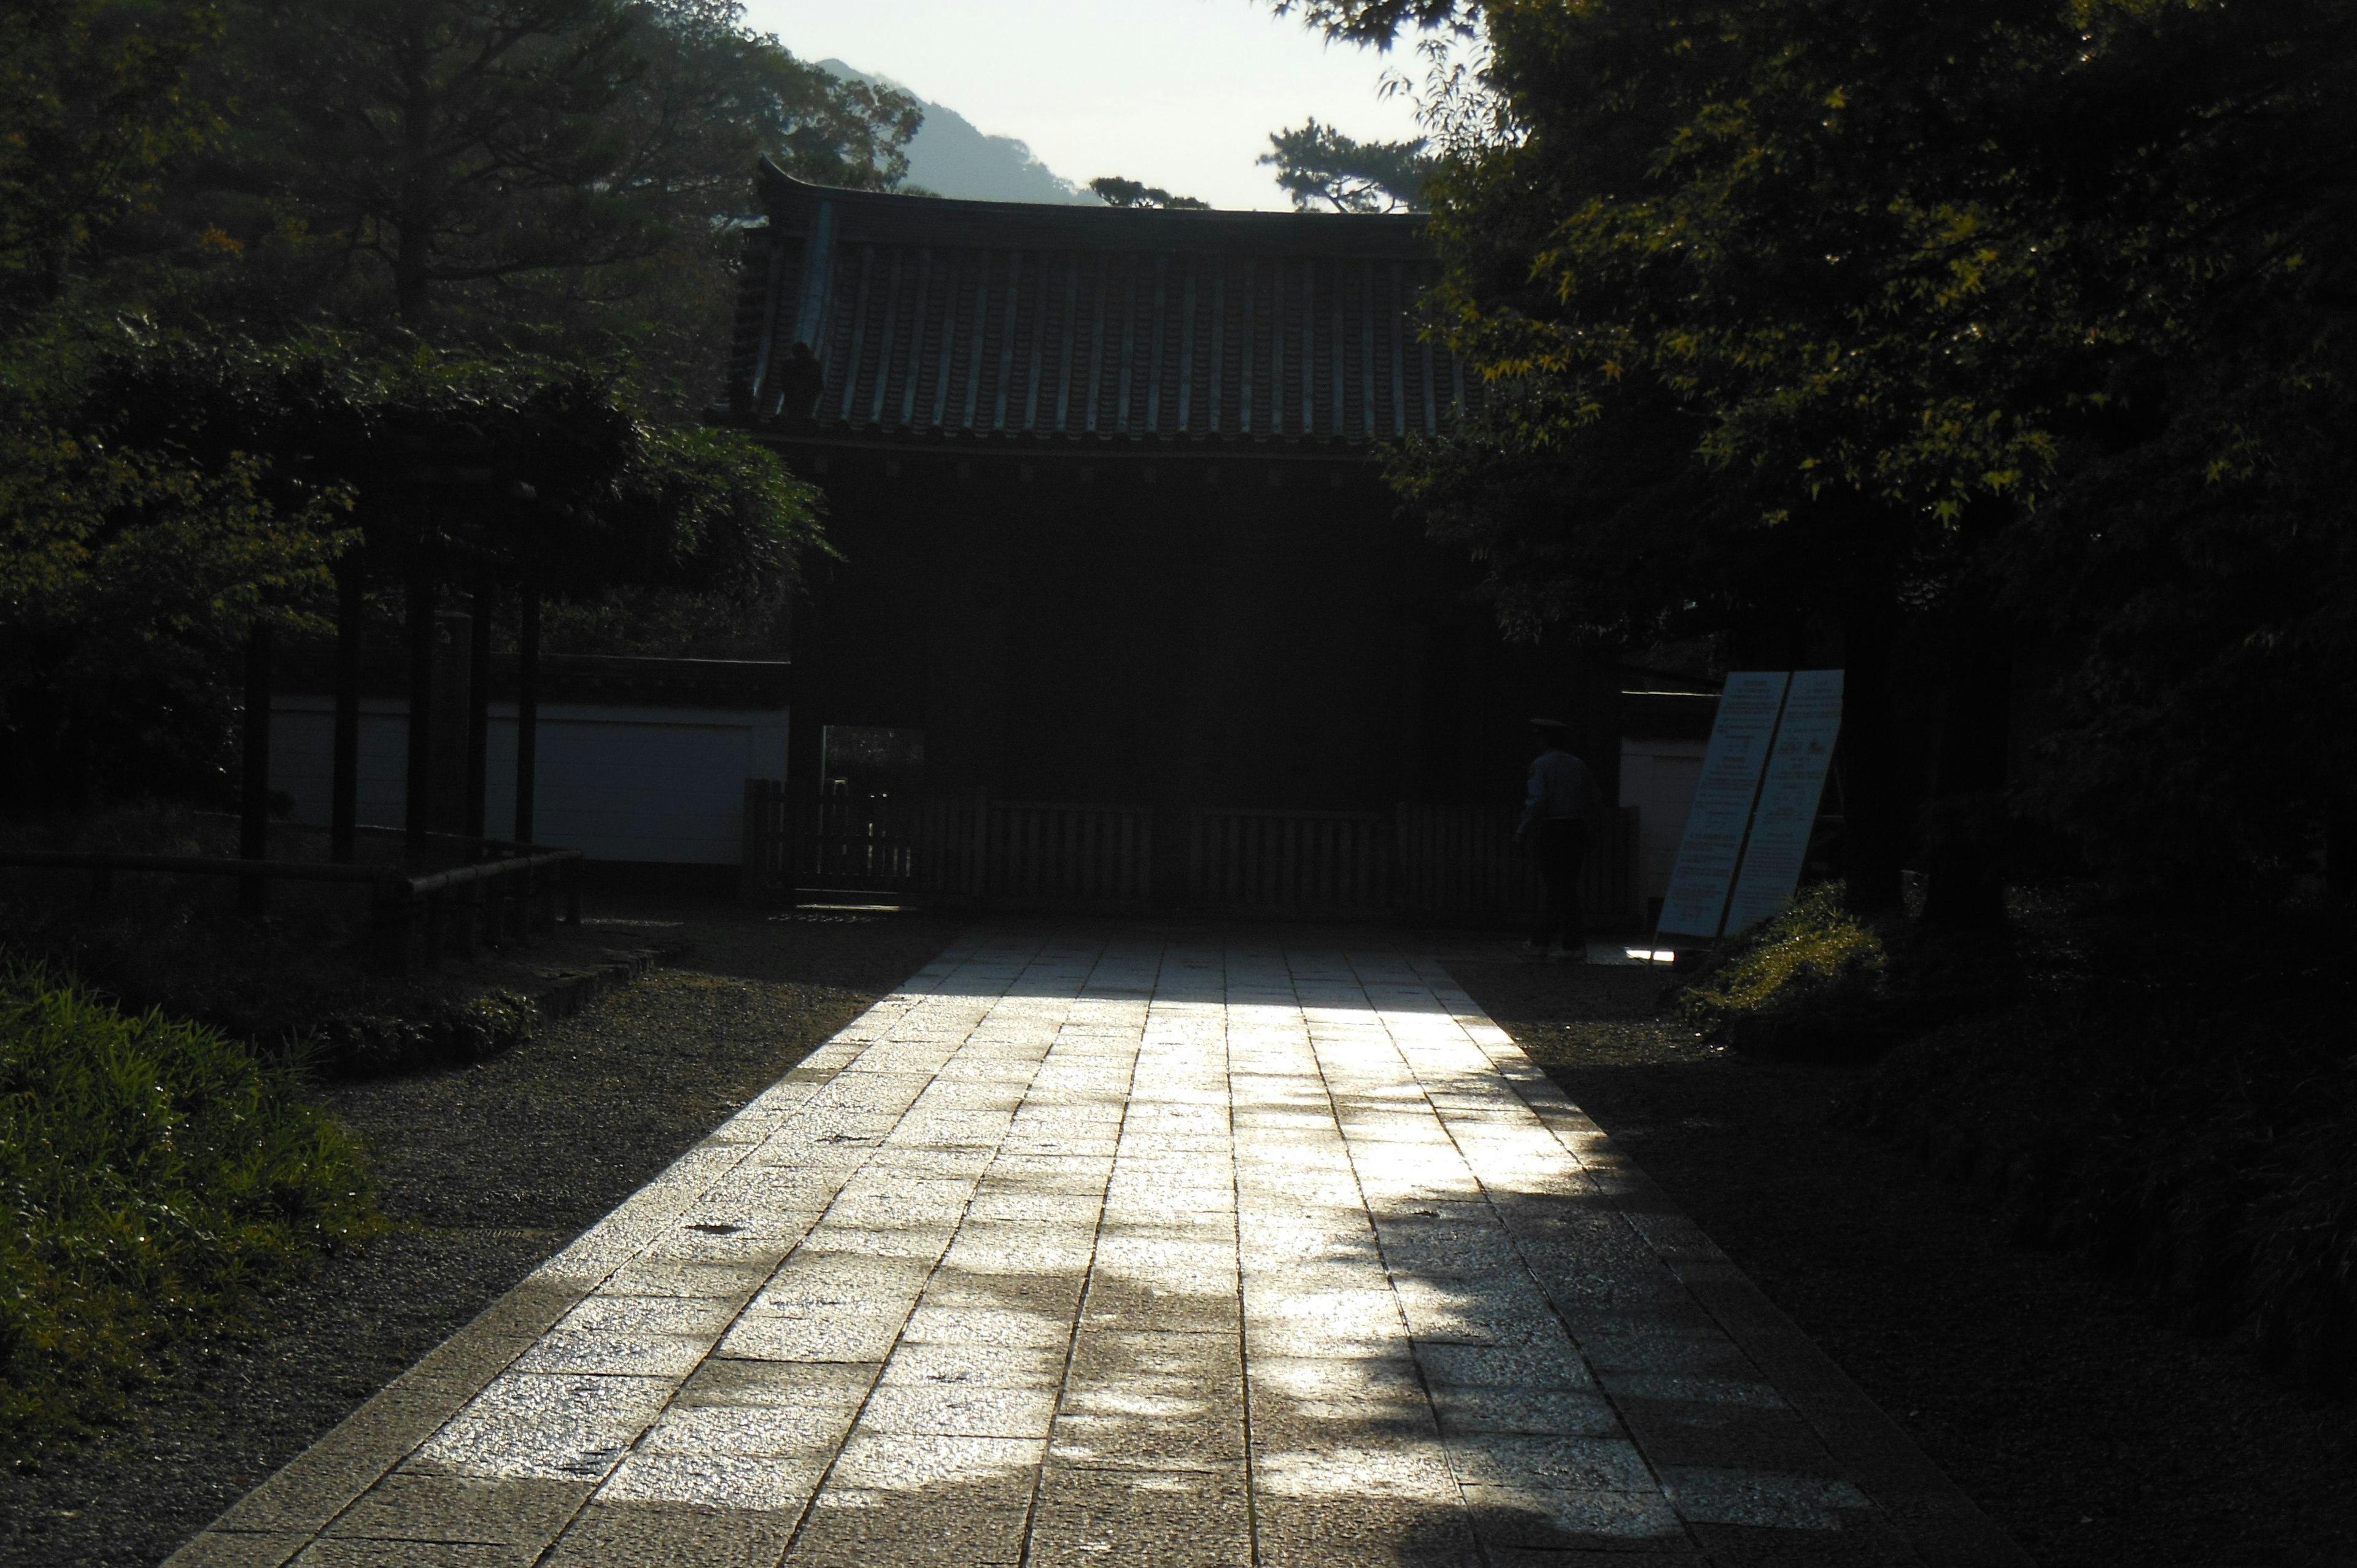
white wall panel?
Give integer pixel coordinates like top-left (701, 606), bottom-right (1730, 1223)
top-left (269, 697), bottom-right (789, 864)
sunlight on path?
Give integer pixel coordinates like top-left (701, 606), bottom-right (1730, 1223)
top-left (171, 931), bottom-right (1991, 1567)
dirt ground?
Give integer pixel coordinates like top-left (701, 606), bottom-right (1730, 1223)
top-left (1447, 956), bottom-right (2357, 1568)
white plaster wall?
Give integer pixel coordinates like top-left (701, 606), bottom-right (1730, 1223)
top-left (269, 696), bottom-right (789, 864)
top-left (1620, 737), bottom-right (1708, 905)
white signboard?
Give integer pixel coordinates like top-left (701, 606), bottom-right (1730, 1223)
top-left (1655, 671), bottom-right (1788, 938)
top-left (1722, 670), bottom-right (1844, 935)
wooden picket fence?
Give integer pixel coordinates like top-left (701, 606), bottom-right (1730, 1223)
top-left (1396, 802), bottom-right (1639, 929)
top-left (744, 782), bottom-right (1638, 927)
top-left (983, 800), bottom-right (1153, 906)
top-left (1187, 808), bottom-right (1393, 915)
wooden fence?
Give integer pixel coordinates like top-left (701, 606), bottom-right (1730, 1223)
top-left (748, 785), bottom-right (1150, 910)
top-left (1188, 808), bottom-right (1393, 915)
top-left (985, 800), bottom-right (1153, 906)
top-left (746, 780), bottom-right (927, 899)
top-left (744, 782), bottom-right (1639, 927)
top-left (1397, 803), bottom-right (1639, 930)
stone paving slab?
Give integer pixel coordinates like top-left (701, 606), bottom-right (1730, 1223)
top-left (168, 932), bottom-right (2027, 1568)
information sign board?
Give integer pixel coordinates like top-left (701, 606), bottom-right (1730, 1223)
top-left (1655, 671), bottom-right (1788, 938)
top-left (1722, 670), bottom-right (1844, 935)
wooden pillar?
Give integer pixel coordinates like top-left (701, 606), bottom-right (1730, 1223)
top-left (404, 564), bottom-right (435, 857)
top-left (465, 573), bottom-right (492, 841)
top-left (515, 580), bottom-right (540, 845)
top-left (331, 561), bottom-right (363, 863)
top-left (239, 621), bottom-right (273, 915)
top-left (1577, 662), bottom-right (1624, 815)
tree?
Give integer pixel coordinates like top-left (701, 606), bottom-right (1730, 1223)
top-left (0, 324), bottom-right (352, 809)
top-left (1, 328), bottom-right (824, 811)
top-left (1088, 176), bottom-right (1209, 211)
top-left (185, 0), bottom-right (914, 330)
top-left (1290, 0), bottom-right (2357, 910)
top-left (0, 0), bottom-right (225, 312)
top-left (1261, 119), bottom-right (1431, 213)
top-left (0, 0), bottom-right (853, 814)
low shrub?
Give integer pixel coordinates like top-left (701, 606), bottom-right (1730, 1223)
top-left (308, 989), bottom-right (541, 1077)
top-left (0, 963), bottom-right (382, 1456)
top-left (1849, 905), bottom-right (2357, 1393)
top-left (0, 900), bottom-right (543, 1076)
top-left (1674, 883), bottom-right (1903, 1061)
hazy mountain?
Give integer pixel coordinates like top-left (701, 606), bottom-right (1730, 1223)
top-left (820, 60), bottom-right (1094, 206)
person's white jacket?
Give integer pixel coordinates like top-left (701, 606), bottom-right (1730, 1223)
top-left (1517, 746), bottom-right (1598, 839)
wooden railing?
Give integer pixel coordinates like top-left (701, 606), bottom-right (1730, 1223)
top-left (0, 837), bottom-right (582, 969)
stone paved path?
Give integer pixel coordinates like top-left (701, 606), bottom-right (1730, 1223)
top-left (171, 932), bottom-right (2022, 1567)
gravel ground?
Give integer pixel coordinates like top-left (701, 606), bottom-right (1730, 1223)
top-left (1447, 956), bottom-right (2357, 1568)
top-left (0, 904), bottom-right (959, 1568)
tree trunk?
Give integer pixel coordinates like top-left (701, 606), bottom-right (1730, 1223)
top-left (404, 565), bottom-right (435, 857)
top-left (1839, 602), bottom-right (1905, 913)
top-left (2329, 792), bottom-right (2356, 912)
top-left (239, 622), bottom-right (273, 917)
top-left (515, 580), bottom-right (540, 846)
top-left (1921, 582), bottom-right (2013, 929)
top-left (395, 13), bottom-right (435, 326)
top-left (464, 574), bottom-right (492, 840)
top-left (331, 560), bottom-right (363, 863)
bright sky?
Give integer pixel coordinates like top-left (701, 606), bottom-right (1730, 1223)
top-left (739, 0), bottom-right (1428, 210)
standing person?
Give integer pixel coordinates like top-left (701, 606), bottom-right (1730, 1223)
top-left (1515, 718), bottom-right (1599, 960)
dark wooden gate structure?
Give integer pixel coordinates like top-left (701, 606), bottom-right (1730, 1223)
top-left (745, 782), bottom-right (1640, 928)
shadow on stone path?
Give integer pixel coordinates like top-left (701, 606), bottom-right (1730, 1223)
top-left (168, 930), bottom-right (2022, 1567)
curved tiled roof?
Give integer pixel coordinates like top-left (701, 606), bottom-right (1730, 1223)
top-left (728, 161), bottom-right (1474, 448)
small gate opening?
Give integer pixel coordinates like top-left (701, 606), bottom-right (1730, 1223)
top-left (822, 725), bottom-right (925, 793)
top-left (807, 727), bottom-right (925, 894)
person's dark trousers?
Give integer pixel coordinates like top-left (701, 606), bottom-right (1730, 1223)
top-left (1531, 817), bottom-right (1589, 951)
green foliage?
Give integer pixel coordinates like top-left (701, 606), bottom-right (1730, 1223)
top-left (1, 324), bottom-right (822, 809)
top-left (0, 961), bottom-right (381, 1454)
top-left (1330, 0), bottom-right (2357, 890)
top-left (0, 318), bottom-right (355, 809)
top-left (0, 0), bottom-right (844, 810)
top-left (128, 0), bottom-right (919, 399)
top-left (1088, 176), bottom-right (1210, 212)
top-left (310, 989), bottom-right (541, 1078)
top-left (0, 1), bottom-right (225, 313)
top-left (1272, 0), bottom-right (1476, 48)
top-left (1675, 882), bottom-right (1893, 1059)
top-left (1260, 118), bottom-right (1433, 213)
top-left (535, 586), bottom-right (785, 658)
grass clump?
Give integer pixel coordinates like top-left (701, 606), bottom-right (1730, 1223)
top-left (0, 962), bottom-right (382, 1458)
top-left (1676, 882), bottom-right (1898, 1060)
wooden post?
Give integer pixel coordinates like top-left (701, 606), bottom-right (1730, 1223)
top-left (514, 580), bottom-right (540, 845)
top-left (741, 778), bottom-right (766, 903)
top-left (331, 562), bottom-right (363, 863)
top-left (404, 565), bottom-right (435, 859)
top-left (465, 573), bottom-right (492, 841)
top-left (239, 621), bottom-right (273, 917)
